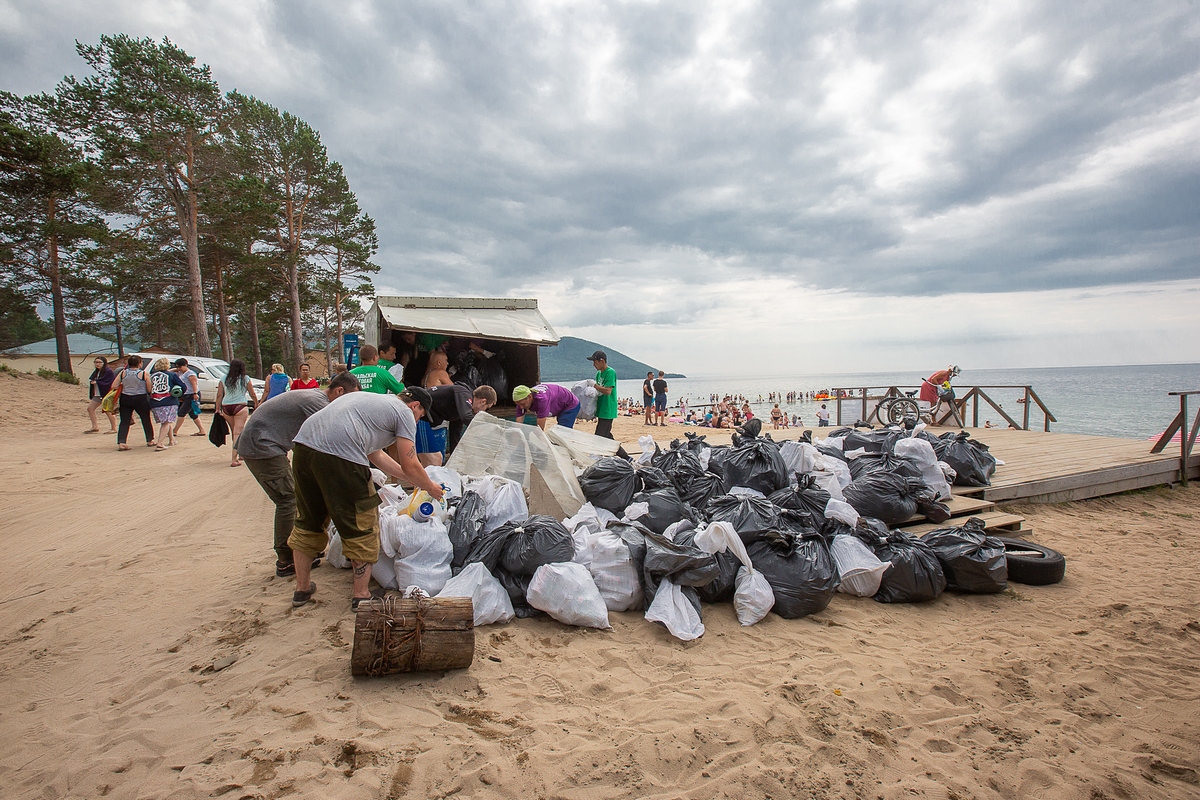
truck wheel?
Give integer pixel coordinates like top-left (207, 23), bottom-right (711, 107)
top-left (995, 536), bottom-right (1066, 586)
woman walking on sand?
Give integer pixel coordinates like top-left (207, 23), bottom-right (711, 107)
top-left (147, 357), bottom-right (187, 451)
top-left (215, 358), bottom-right (258, 467)
top-left (114, 355), bottom-right (156, 450)
top-left (85, 356), bottom-right (117, 433)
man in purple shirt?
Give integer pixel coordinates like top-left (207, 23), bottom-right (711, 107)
top-left (512, 383), bottom-right (581, 429)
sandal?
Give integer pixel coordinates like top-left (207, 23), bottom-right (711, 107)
top-left (155, 445), bottom-right (167, 452)
top-left (118, 444), bottom-right (131, 451)
top-left (191, 432), bottom-right (206, 436)
top-left (84, 429), bottom-right (100, 434)
top-left (292, 582), bottom-right (316, 608)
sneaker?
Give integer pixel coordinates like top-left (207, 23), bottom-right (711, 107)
top-left (275, 560), bottom-right (296, 578)
top-left (292, 582), bottom-right (316, 608)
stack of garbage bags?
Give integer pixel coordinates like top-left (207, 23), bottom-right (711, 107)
top-left (320, 421), bottom-right (1008, 641)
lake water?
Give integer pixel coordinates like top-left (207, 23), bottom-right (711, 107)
top-left (589, 363), bottom-right (1200, 441)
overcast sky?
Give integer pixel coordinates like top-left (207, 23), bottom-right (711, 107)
top-left (3, 0), bottom-right (1198, 376)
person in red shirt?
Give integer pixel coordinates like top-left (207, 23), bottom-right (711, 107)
top-left (290, 363), bottom-right (320, 390)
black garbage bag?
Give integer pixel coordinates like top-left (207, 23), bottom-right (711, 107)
top-left (839, 428), bottom-right (901, 454)
top-left (448, 491), bottom-right (486, 574)
top-left (706, 445), bottom-right (732, 479)
top-left (494, 569), bottom-right (542, 617)
top-left (641, 524), bottom-right (720, 606)
top-left (768, 475), bottom-right (831, 528)
top-left (476, 353), bottom-right (509, 404)
top-left (746, 530), bottom-right (839, 619)
top-left (683, 432), bottom-right (710, 453)
top-left (579, 456), bottom-right (639, 513)
top-left (608, 520), bottom-right (649, 580)
top-left (630, 488), bottom-right (698, 535)
top-left (696, 549), bottom-right (742, 603)
top-left (635, 465), bottom-right (674, 493)
top-left (677, 471), bottom-right (727, 513)
top-left (738, 418), bottom-right (763, 438)
top-left (914, 488), bottom-right (952, 524)
top-left (652, 442), bottom-right (706, 481)
top-left (706, 494), bottom-right (779, 545)
top-left (722, 437), bottom-right (788, 494)
top-left (920, 517), bottom-right (1007, 593)
top-left (846, 450), bottom-right (924, 481)
top-left (499, 515), bottom-right (575, 575)
top-left (938, 432), bottom-right (997, 487)
top-left (772, 507), bottom-right (825, 540)
top-left (842, 473), bottom-right (925, 526)
top-left (814, 441), bottom-right (848, 463)
top-left (462, 522), bottom-right (518, 573)
top-left (856, 528), bottom-right (946, 603)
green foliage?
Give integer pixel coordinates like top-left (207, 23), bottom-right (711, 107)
top-left (0, 285), bottom-right (53, 350)
top-left (0, 362), bottom-right (16, 375)
top-left (37, 366), bottom-right (80, 384)
top-left (2, 36), bottom-right (378, 376)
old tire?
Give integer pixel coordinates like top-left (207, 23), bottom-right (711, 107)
top-left (995, 536), bottom-right (1065, 586)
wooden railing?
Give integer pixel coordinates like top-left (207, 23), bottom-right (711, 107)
top-left (829, 385), bottom-right (1057, 431)
top-left (1150, 391), bottom-right (1200, 487)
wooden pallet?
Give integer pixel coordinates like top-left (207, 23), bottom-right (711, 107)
top-left (901, 510), bottom-right (1031, 537)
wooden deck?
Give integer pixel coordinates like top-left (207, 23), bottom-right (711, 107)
top-left (937, 427), bottom-right (1200, 504)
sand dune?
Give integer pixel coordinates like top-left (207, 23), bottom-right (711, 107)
top-left (0, 370), bottom-right (1197, 799)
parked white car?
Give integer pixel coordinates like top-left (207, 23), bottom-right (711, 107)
top-left (130, 353), bottom-right (266, 406)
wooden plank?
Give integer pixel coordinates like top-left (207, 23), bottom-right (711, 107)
top-left (998, 466), bottom-right (1200, 504)
top-left (901, 510), bottom-right (1026, 536)
top-left (983, 458), bottom-right (1199, 502)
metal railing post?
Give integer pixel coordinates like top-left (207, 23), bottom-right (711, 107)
top-left (1023, 387), bottom-right (1030, 431)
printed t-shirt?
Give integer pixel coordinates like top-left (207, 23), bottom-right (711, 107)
top-left (595, 366), bottom-right (618, 420)
top-left (148, 369), bottom-right (187, 408)
top-left (350, 364), bottom-right (404, 394)
top-left (528, 383), bottom-right (580, 419)
top-left (377, 358), bottom-right (395, 370)
top-left (294, 391), bottom-right (418, 466)
top-left (236, 388), bottom-right (330, 459)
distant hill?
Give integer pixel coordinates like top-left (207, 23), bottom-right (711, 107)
top-left (539, 336), bottom-right (686, 382)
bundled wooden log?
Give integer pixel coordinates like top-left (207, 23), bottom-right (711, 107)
top-left (351, 595), bottom-right (474, 676)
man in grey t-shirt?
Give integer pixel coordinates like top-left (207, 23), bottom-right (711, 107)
top-left (238, 371), bottom-right (361, 577)
top-left (287, 386), bottom-right (445, 611)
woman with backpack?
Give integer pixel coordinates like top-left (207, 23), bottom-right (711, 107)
top-left (114, 355), bottom-right (156, 451)
top-left (215, 358), bottom-right (259, 467)
top-left (147, 357), bottom-right (188, 451)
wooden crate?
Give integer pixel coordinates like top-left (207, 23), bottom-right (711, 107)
top-left (351, 595), bottom-right (474, 676)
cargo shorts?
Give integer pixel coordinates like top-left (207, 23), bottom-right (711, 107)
top-left (287, 443), bottom-right (382, 564)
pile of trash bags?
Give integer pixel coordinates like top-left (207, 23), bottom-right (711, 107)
top-left (320, 420), bottom-right (1010, 642)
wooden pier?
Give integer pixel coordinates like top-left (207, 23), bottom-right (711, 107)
top-left (843, 426), bottom-right (1200, 539)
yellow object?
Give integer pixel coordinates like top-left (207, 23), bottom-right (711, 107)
top-left (833, 689), bottom-right (842, 696)
top-left (100, 389), bottom-right (118, 413)
top-left (404, 489), bottom-right (448, 522)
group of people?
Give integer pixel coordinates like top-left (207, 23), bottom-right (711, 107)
top-left (88, 355), bottom-right (207, 451)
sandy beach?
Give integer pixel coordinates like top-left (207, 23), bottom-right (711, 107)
top-left (1, 370), bottom-right (1198, 800)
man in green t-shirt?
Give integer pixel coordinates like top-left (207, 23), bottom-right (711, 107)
top-left (589, 350), bottom-right (618, 439)
top-left (350, 344), bottom-right (405, 394)
top-left (376, 342), bottom-right (398, 370)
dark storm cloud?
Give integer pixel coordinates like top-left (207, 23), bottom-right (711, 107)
top-left (2, 0), bottom-right (1197, 298)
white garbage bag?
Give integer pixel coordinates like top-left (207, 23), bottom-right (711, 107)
top-left (728, 486), bottom-right (766, 499)
top-left (527, 562), bottom-right (611, 628)
top-left (636, 435), bottom-right (656, 465)
top-left (824, 498), bottom-right (860, 527)
top-left (645, 579), bottom-right (704, 641)
top-left (425, 465), bottom-right (463, 500)
top-left (587, 530), bottom-right (644, 612)
top-left (389, 514), bottom-right (453, 595)
top-left (572, 379), bottom-right (599, 421)
top-left (814, 452), bottom-right (853, 489)
top-left (809, 470), bottom-right (845, 501)
top-left (894, 438), bottom-right (952, 500)
top-left (831, 534), bottom-right (891, 597)
top-left (734, 566), bottom-right (775, 626)
top-left (780, 440), bottom-right (818, 476)
top-left (470, 475), bottom-right (529, 534)
top-left (325, 525), bottom-right (351, 569)
top-left (437, 562), bottom-right (515, 626)
top-left (623, 501), bottom-right (650, 522)
top-left (693, 520), bottom-right (774, 626)
top-left (372, 550), bottom-right (398, 590)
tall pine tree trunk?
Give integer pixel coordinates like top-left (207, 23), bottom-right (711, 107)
top-left (182, 187), bottom-right (212, 358)
top-left (287, 257), bottom-right (303, 372)
top-left (214, 255), bottom-right (232, 361)
top-left (335, 288), bottom-right (345, 369)
top-left (47, 195), bottom-right (72, 375)
top-left (249, 300), bottom-right (263, 380)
